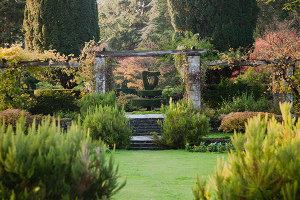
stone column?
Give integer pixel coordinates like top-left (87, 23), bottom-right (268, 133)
top-left (94, 57), bottom-right (106, 94)
top-left (188, 56), bottom-right (201, 109)
top-left (285, 65), bottom-right (293, 103)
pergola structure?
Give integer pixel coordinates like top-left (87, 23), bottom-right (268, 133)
top-left (94, 49), bottom-right (209, 109)
top-left (1, 49), bottom-right (298, 109)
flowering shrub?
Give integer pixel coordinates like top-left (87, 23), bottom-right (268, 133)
top-left (250, 20), bottom-right (300, 105)
top-left (218, 111), bottom-right (275, 133)
top-left (117, 92), bottom-right (140, 112)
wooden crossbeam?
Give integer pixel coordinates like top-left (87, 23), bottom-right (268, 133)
top-left (0, 61), bottom-right (80, 68)
top-left (95, 49), bottom-right (209, 57)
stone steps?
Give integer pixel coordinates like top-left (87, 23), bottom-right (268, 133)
top-left (126, 114), bottom-right (165, 150)
top-left (130, 140), bottom-right (161, 150)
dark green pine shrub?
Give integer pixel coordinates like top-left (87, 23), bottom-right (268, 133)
top-left (0, 116), bottom-right (125, 200)
top-left (156, 99), bottom-right (210, 149)
top-left (78, 91), bottom-right (118, 118)
top-left (193, 102), bottom-right (300, 199)
top-left (83, 104), bottom-right (132, 149)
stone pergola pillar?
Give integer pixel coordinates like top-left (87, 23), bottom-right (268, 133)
top-left (188, 56), bottom-right (201, 109)
top-left (94, 49), bottom-right (208, 109)
top-left (94, 57), bottom-right (106, 94)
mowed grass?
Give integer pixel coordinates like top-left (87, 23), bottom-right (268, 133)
top-left (112, 150), bottom-right (228, 200)
top-left (205, 132), bottom-right (234, 138)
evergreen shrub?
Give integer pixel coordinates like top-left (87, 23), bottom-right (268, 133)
top-left (155, 99), bottom-right (210, 149)
top-left (83, 104), bottom-right (132, 149)
top-left (185, 142), bottom-right (234, 153)
top-left (78, 91), bottom-right (118, 118)
top-left (218, 93), bottom-right (270, 115)
top-left (203, 77), bottom-right (269, 109)
top-left (0, 116), bottom-right (125, 199)
top-left (218, 111), bottom-right (275, 133)
top-left (29, 89), bottom-right (80, 115)
top-left (131, 98), bottom-right (166, 108)
top-left (162, 86), bottom-right (184, 102)
top-left (203, 78), bottom-right (248, 109)
top-left (193, 102), bottom-right (300, 199)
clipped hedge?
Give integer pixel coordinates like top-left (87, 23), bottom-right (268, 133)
top-left (29, 89), bottom-right (80, 115)
top-left (131, 98), bottom-right (166, 108)
top-left (137, 90), bottom-right (162, 97)
top-left (218, 111), bottom-right (276, 133)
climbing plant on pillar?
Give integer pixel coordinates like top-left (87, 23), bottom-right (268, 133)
top-left (0, 44), bottom-right (67, 110)
top-left (173, 33), bottom-right (215, 97)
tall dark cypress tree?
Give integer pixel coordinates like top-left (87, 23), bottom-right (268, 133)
top-left (0, 0), bottom-right (26, 47)
top-left (169, 0), bottom-right (259, 52)
top-left (23, 0), bottom-right (99, 56)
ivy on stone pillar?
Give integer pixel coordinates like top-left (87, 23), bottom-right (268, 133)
top-left (94, 57), bottom-right (106, 94)
top-left (188, 55), bottom-right (201, 109)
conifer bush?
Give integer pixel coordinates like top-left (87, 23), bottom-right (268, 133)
top-left (78, 91), bottom-right (118, 118)
top-left (0, 116), bottom-right (125, 199)
top-left (83, 104), bottom-right (132, 149)
top-left (193, 102), bottom-right (300, 199)
top-left (156, 99), bottom-right (210, 149)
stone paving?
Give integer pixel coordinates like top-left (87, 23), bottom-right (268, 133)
top-left (125, 114), bottom-right (166, 119)
top-left (126, 114), bottom-right (165, 142)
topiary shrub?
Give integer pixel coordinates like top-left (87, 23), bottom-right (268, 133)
top-left (142, 71), bottom-right (160, 90)
top-left (218, 111), bottom-right (275, 133)
top-left (78, 91), bottom-right (118, 118)
top-left (155, 99), bottom-right (210, 149)
top-left (83, 104), bottom-right (132, 149)
top-left (0, 116), bottom-right (125, 200)
top-left (193, 102), bottom-right (300, 199)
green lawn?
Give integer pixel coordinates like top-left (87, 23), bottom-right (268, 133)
top-left (112, 150), bottom-right (228, 200)
top-left (205, 132), bottom-right (234, 138)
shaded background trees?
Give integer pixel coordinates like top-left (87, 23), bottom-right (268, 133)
top-left (167, 0), bottom-right (260, 51)
top-left (0, 0), bottom-right (26, 47)
top-left (23, 0), bottom-right (99, 57)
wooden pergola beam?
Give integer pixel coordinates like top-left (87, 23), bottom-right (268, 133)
top-left (0, 61), bottom-right (81, 68)
top-left (95, 49), bottom-right (209, 57)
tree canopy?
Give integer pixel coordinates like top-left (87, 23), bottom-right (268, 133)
top-left (23, 0), bottom-right (99, 56)
top-left (167, 0), bottom-right (259, 52)
top-left (0, 0), bottom-right (26, 47)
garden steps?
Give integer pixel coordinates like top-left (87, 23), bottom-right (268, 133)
top-left (126, 114), bottom-right (165, 150)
